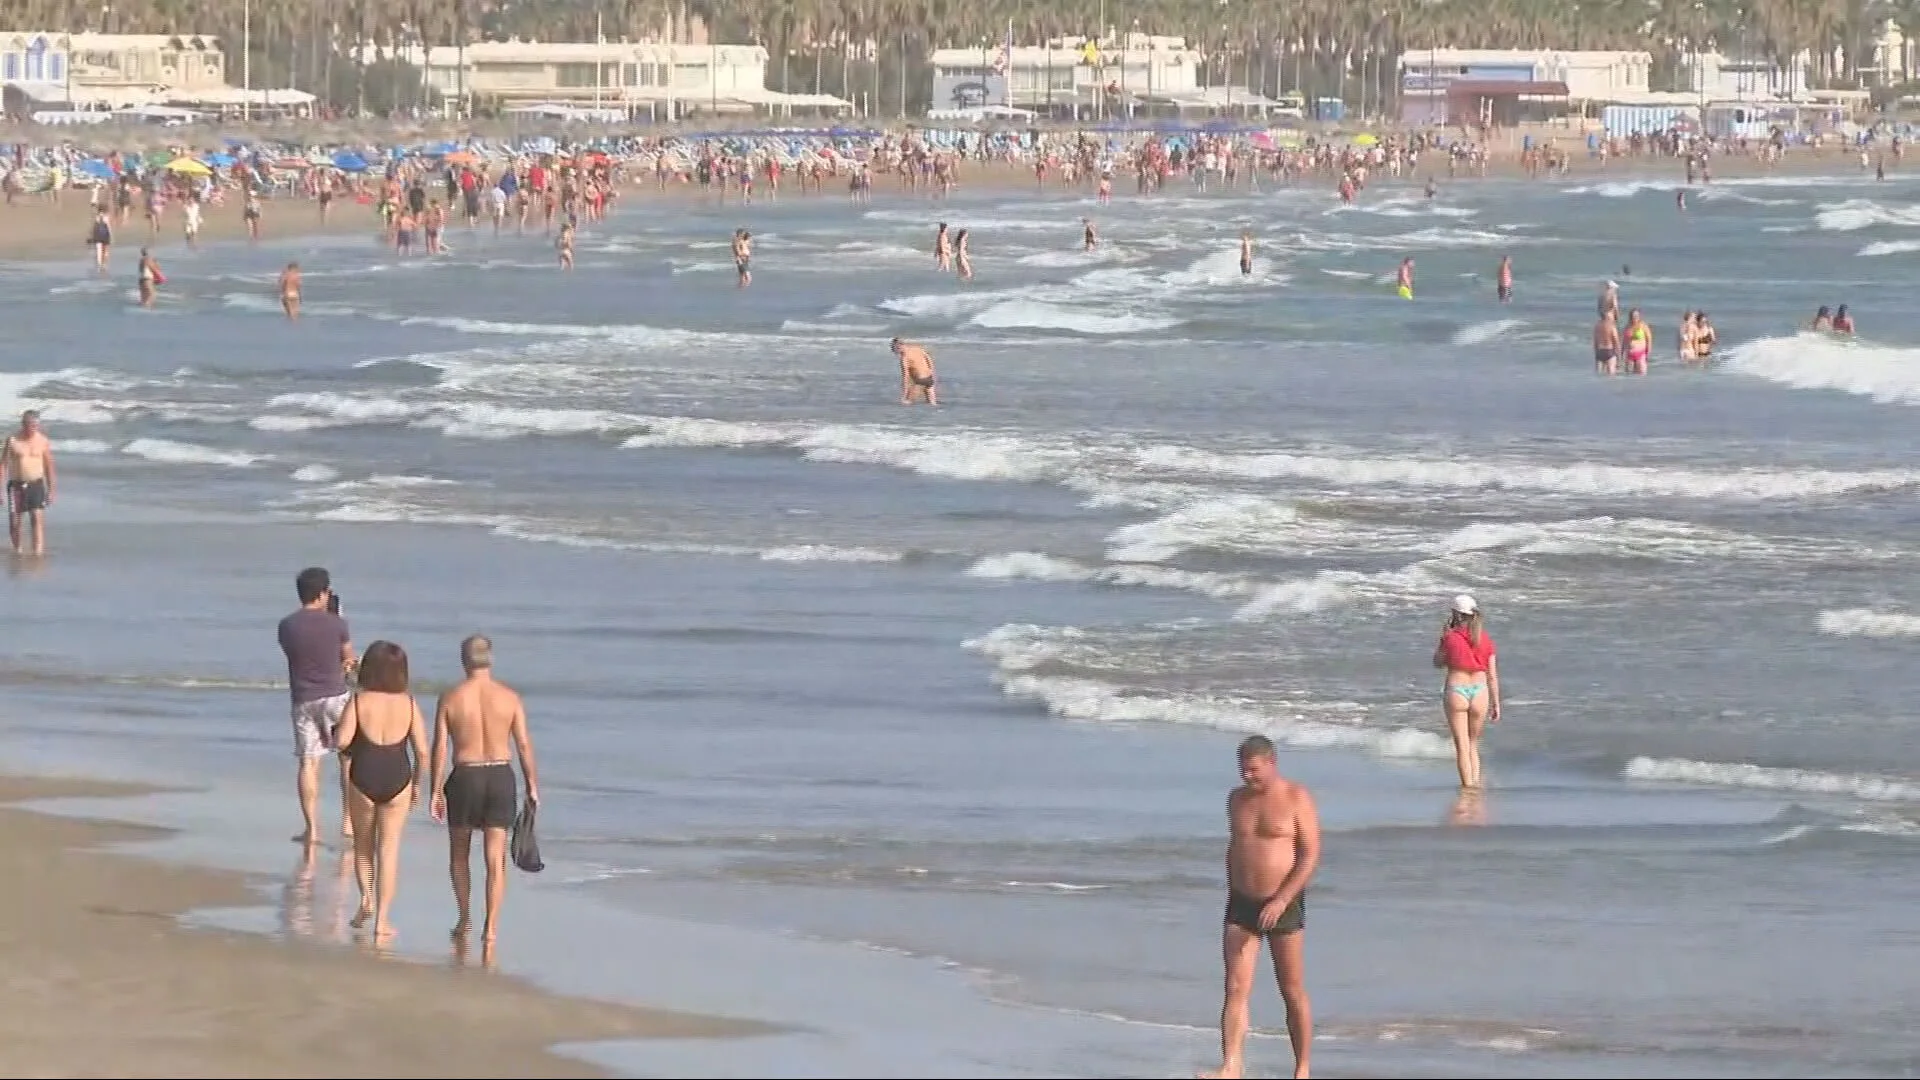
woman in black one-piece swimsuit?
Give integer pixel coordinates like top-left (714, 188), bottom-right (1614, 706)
top-left (332, 640), bottom-right (429, 940)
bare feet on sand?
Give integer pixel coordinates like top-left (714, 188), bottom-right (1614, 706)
top-left (450, 919), bottom-right (470, 942)
top-left (350, 906), bottom-right (372, 930)
top-left (1199, 1068), bottom-right (1307, 1079)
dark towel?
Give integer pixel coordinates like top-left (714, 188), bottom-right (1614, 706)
top-left (510, 799), bottom-right (544, 873)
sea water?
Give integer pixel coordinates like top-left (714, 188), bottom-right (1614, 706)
top-left (5, 169), bottom-right (1920, 1077)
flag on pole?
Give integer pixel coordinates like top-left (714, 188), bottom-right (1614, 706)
top-left (992, 19), bottom-right (1012, 74)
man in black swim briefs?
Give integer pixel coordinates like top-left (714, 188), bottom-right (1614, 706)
top-left (431, 635), bottom-right (540, 950)
top-left (1201, 736), bottom-right (1320, 1080)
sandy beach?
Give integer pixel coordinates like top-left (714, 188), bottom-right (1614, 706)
top-left (0, 775), bottom-right (762, 1077)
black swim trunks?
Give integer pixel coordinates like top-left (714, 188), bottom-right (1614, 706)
top-left (6, 479), bottom-right (47, 515)
top-left (912, 375), bottom-right (935, 388)
top-left (1594, 347), bottom-right (1616, 364)
top-left (443, 762), bottom-right (517, 830)
top-left (1225, 888), bottom-right (1306, 936)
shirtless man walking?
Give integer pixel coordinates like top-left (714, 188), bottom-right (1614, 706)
top-left (430, 635), bottom-right (539, 949)
top-left (1202, 735), bottom-right (1320, 1080)
top-left (3, 410), bottom-right (55, 555)
top-left (892, 337), bottom-right (937, 405)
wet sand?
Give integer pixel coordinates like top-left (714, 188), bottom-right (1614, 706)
top-left (0, 774), bottom-right (764, 1077)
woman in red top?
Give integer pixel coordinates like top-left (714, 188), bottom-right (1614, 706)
top-left (1432, 595), bottom-right (1501, 790)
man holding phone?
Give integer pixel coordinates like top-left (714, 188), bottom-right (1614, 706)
top-left (277, 566), bottom-right (357, 846)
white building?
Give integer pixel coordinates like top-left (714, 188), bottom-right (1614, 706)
top-left (1399, 48), bottom-right (1652, 100)
top-left (1679, 50), bottom-right (1812, 100)
top-left (928, 33), bottom-right (1279, 117)
top-left (2, 31), bottom-right (308, 115)
top-left (414, 40), bottom-right (849, 117)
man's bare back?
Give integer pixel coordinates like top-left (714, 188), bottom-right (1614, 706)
top-left (429, 636), bottom-right (538, 948)
top-left (437, 675), bottom-right (528, 767)
top-left (892, 337), bottom-right (937, 405)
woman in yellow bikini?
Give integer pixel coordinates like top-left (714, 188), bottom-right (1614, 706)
top-left (1623, 308), bottom-right (1652, 375)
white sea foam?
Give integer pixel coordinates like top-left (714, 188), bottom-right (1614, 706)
top-left (1451, 318), bottom-right (1526, 347)
top-left (759, 545), bottom-right (902, 563)
top-left (1625, 756), bottom-right (1920, 802)
top-left (1133, 444), bottom-right (1920, 501)
top-left (968, 660), bottom-right (1451, 759)
top-left (969, 300), bottom-right (1181, 335)
top-left (1857, 238), bottom-right (1920, 257)
top-left (1103, 494), bottom-right (1303, 562)
top-left (1232, 561), bottom-right (1450, 620)
top-left (1815, 608), bottom-right (1920, 638)
top-left (1813, 198), bottom-right (1920, 232)
top-left (55, 438), bottom-right (114, 455)
top-left (121, 438), bottom-right (265, 468)
top-left (1724, 333), bottom-right (1920, 406)
top-left (256, 391), bottom-right (640, 440)
top-left (966, 551), bottom-right (1258, 601)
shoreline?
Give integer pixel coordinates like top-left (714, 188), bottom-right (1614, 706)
top-left (0, 772), bottom-right (769, 1077)
top-left (0, 144), bottom-right (1893, 268)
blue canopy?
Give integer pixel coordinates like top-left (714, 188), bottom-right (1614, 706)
top-left (205, 152), bottom-right (236, 167)
top-left (423, 140), bottom-right (458, 155)
top-left (330, 151), bottom-right (369, 172)
top-left (75, 159), bottom-right (114, 180)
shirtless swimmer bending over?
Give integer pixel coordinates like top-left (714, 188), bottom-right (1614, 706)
top-left (893, 337), bottom-right (938, 405)
top-left (1201, 735), bottom-right (1320, 1080)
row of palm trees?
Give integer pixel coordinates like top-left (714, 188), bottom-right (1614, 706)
top-left (19, 0), bottom-right (1920, 115)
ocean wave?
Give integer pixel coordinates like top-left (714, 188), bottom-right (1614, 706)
top-left (1626, 756), bottom-right (1920, 802)
top-left (1813, 198), bottom-right (1920, 232)
top-left (1857, 238), bottom-right (1920, 257)
top-left (1723, 333), bottom-right (1920, 406)
top-left (1133, 444), bottom-right (1920, 501)
top-left (1815, 608), bottom-right (1920, 638)
top-left (965, 633), bottom-right (1451, 759)
top-left (969, 299), bottom-right (1181, 335)
top-left (121, 437), bottom-right (266, 468)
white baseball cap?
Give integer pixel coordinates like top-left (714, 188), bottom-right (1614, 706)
top-left (1451, 594), bottom-right (1478, 615)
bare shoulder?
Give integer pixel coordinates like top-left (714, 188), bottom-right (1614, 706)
top-left (1282, 780), bottom-right (1319, 817)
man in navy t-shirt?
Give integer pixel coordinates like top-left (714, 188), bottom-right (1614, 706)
top-left (278, 566), bottom-right (357, 846)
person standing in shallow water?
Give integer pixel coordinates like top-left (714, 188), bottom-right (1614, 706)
top-left (431, 635), bottom-right (540, 952)
top-left (330, 640), bottom-right (428, 942)
top-left (1433, 594), bottom-right (1501, 789)
top-left (1201, 735), bottom-right (1319, 1080)
top-left (277, 567), bottom-right (358, 845)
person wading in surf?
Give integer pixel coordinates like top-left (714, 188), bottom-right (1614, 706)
top-left (1201, 735), bottom-right (1319, 1080)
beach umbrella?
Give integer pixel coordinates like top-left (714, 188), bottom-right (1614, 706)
top-left (1351, 132), bottom-right (1379, 146)
top-left (330, 151), bottom-right (370, 172)
top-left (205, 152), bottom-right (237, 167)
top-left (75, 159), bottom-right (115, 180)
top-left (442, 149), bottom-right (481, 167)
top-left (165, 156), bottom-right (213, 175)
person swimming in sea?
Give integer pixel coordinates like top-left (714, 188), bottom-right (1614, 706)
top-left (1831, 304), bottom-right (1855, 334)
top-left (1395, 257), bottom-right (1414, 300)
top-left (1811, 305), bottom-right (1833, 332)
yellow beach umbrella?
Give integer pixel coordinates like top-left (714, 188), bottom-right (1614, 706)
top-left (165, 156), bottom-right (213, 175)
top-left (1350, 132), bottom-right (1379, 147)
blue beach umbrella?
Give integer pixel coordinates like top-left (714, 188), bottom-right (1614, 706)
top-left (75, 158), bottom-right (115, 180)
top-left (330, 151), bottom-right (369, 173)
